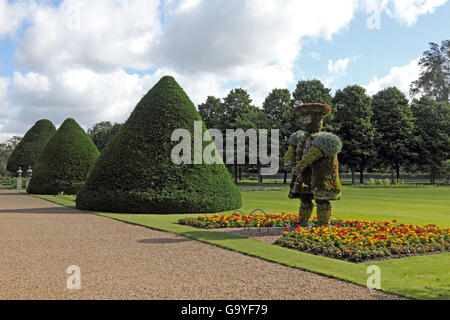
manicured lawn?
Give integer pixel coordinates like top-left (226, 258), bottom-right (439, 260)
top-left (33, 194), bottom-right (76, 208)
top-left (31, 186), bottom-right (450, 300)
top-left (240, 186), bottom-right (450, 227)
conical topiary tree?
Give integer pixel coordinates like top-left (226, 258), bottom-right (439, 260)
top-left (76, 76), bottom-right (242, 213)
top-left (6, 119), bottom-right (56, 173)
top-left (27, 118), bottom-right (100, 195)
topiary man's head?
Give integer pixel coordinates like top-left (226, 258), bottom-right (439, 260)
top-left (294, 102), bottom-right (331, 133)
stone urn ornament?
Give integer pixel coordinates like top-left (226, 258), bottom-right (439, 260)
top-left (17, 166), bottom-right (23, 190)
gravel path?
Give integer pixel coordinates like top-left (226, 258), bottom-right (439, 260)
top-left (0, 189), bottom-right (403, 300)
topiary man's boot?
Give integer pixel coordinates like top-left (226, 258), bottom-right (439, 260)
top-left (316, 200), bottom-right (333, 225)
top-left (299, 199), bottom-right (314, 227)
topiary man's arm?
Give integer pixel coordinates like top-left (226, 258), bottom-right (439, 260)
top-left (292, 146), bottom-right (323, 177)
top-left (283, 145), bottom-right (296, 171)
top-left (284, 131), bottom-right (305, 171)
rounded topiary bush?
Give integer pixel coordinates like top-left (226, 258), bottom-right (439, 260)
top-left (6, 119), bottom-right (56, 173)
top-left (76, 75), bottom-right (241, 213)
top-left (27, 118), bottom-right (100, 195)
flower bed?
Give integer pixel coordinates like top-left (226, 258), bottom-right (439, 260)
top-left (179, 213), bottom-right (450, 262)
top-left (276, 219), bottom-right (450, 262)
top-left (179, 212), bottom-right (298, 229)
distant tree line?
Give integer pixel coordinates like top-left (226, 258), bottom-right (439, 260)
top-left (85, 40), bottom-right (449, 185)
top-left (0, 136), bottom-right (22, 175)
top-left (87, 121), bottom-right (122, 153)
top-left (3, 41), bottom-right (448, 185)
top-left (194, 40), bottom-right (450, 184)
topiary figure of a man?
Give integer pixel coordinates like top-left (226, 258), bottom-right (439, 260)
top-left (284, 102), bottom-right (342, 226)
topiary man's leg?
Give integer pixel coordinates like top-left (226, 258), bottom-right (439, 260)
top-left (316, 200), bottom-right (332, 225)
top-left (299, 194), bottom-right (314, 226)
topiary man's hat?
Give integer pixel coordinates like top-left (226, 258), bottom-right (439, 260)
top-left (294, 101), bottom-right (332, 118)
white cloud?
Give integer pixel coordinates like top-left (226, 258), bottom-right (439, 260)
top-left (7, 69), bottom-right (155, 129)
top-left (0, 0), bottom-right (447, 141)
top-left (0, 0), bottom-right (35, 37)
top-left (328, 58), bottom-right (350, 76)
top-left (158, 0), bottom-right (358, 105)
top-left (0, 76), bottom-right (9, 98)
top-left (7, 0), bottom-right (361, 103)
top-left (5, 0), bottom-right (359, 116)
top-left (177, 0), bottom-right (202, 11)
top-left (389, 0), bottom-right (447, 25)
top-left (2, 0), bottom-right (361, 133)
top-left (12, 71), bottom-right (50, 95)
top-left (0, 77), bottom-right (11, 123)
top-left (14, 0), bottom-right (162, 72)
top-left (323, 58), bottom-right (351, 86)
top-left (167, 71), bottom-right (230, 106)
top-left (363, 58), bottom-right (420, 97)
top-left (2, 66), bottom-right (231, 135)
top-left (157, 0), bottom-right (356, 73)
top-left (362, 0), bottom-right (447, 26)
top-left (0, 76), bottom-right (21, 142)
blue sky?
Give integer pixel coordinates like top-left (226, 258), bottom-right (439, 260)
top-left (0, 0), bottom-right (449, 141)
top-left (296, 3), bottom-right (450, 93)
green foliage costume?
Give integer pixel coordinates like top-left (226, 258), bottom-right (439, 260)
top-left (284, 103), bottom-right (342, 225)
